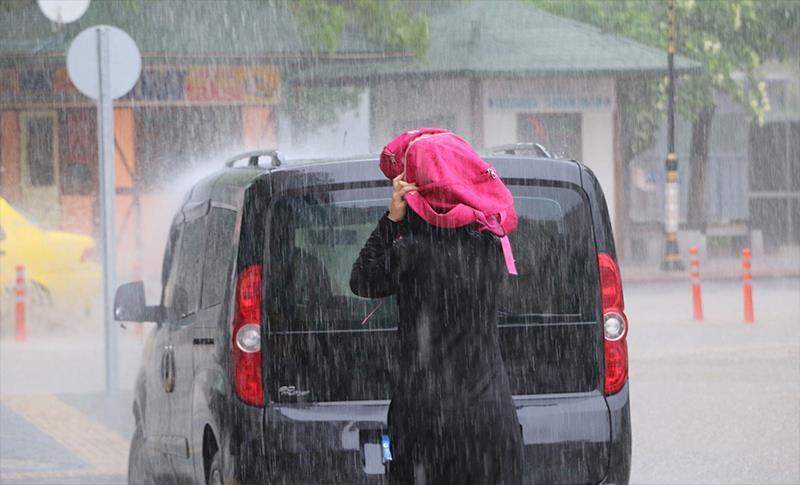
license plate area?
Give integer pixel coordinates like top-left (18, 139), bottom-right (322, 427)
top-left (359, 429), bottom-right (386, 475)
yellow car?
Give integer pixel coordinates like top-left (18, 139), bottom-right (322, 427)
top-left (0, 197), bottom-right (101, 328)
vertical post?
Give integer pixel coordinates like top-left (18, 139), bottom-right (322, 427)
top-left (742, 248), bottom-right (754, 323)
top-left (134, 178), bottom-right (143, 338)
top-left (15, 264), bottom-right (25, 342)
top-left (97, 26), bottom-right (118, 392)
top-left (662, 0), bottom-right (684, 271)
top-left (133, 216), bottom-right (144, 338)
top-left (689, 247), bottom-right (703, 321)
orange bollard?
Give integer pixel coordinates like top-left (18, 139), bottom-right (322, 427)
top-left (742, 248), bottom-right (754, 323)
top-left (689, 246), bottom-right (703, 321)
top-left (15, 264), bottom-right (25, 342)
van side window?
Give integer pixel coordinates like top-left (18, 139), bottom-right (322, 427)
top-left (201, 207), bottom-right (236, 308)
top-left (174, 217), bottom-right (207, 319)
top-left (162, 225), bottom-right (182, 310)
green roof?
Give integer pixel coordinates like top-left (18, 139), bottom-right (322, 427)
top-left (0, 0), bottom-right (700, 77)
top-left (0, 0), bottom-right (382, 64)
top-left (291, 0), bottom-right (701, 83)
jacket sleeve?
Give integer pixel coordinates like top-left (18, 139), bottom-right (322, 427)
top-left (350, 213), bottom-right (402, 298)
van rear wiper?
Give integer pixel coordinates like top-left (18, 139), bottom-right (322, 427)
top-left (361, 300), bottom-right (385, 326)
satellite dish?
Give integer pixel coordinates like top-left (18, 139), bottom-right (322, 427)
top-left (37, 0), bottom-right (91, 24)
top-left (67, 25), bottom-right (142, 100)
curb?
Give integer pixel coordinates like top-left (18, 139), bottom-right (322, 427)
top-left (620, 268), bottom-right (800, 284)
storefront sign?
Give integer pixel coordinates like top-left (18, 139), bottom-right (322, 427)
top-left (489, 95), bottom-right (612, 111)
top-left (2, 64), bottom-right (281, 106)
top-left (184, 66), bottom-right (279, 103)
top-left (0, 68), bottom-right (19, 94)
top-left (126, 68), bottom-right (186, 101)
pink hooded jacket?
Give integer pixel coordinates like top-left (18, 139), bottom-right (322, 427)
top-left (380, 128), bottom-right (518, 274)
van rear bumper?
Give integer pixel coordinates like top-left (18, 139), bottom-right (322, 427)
top-left (261, 401), bottom-right (390, 484)
top-left (516, 388), bottom-right (613, 484)
top-left (255, 385), bottom-right (630, 484)
top-left (601, 380), bottom-right (632, 484)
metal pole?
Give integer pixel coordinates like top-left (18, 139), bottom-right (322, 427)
top-left (662, 0), bottom-right (684, 271)
top-left (97, 26), bottom-right (118, 392)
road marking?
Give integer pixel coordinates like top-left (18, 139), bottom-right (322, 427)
top-left (0, 457), bottom-right (58, 471)
top-left (0, 468), bottom-right (119, 481)
top-left (0, 394), bottom-right (129, 476)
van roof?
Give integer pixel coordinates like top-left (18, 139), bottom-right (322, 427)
top-left (198, 155), bottom-right (585, 206)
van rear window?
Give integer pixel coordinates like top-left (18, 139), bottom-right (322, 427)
top-left (266, 183), bottom-right (600, 400)
top-left (267, 184), bottom-right (598, 333)
top-left (499, 184), bottom-right (599, 323)
top-left (267, 187), bottom-right (399, 334)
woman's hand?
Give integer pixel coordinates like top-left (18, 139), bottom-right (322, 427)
top-left (388, 172), bottom-right (418, 222)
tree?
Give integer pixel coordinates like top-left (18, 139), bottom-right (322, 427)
top-left (287, 0), bottom-right (429, 135)
top-left (531, 0), bottom-right (800, 228)
top-left (290, 0), bottom-right (428, 58)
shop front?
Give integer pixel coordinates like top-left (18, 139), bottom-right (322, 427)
top-left (482, 77), bottom-right (618, 229)
top-left (0, 63), bottom-right (280, 282)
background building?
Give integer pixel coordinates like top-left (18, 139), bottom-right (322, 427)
top-left (291, 1), bottom-right (699, 251)
top-left (627, 57), bottom-right (800, 262)
top-left (1, 0), bottom-right (704, 285)
top-left (0, 0), bottom-right (388, 283)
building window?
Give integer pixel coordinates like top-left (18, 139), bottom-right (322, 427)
top-left (749, 121), bottom-right (788, 192)
top-left (791, 121), bottom-right (800, 191)
top-left (517, 113), bottom-right (581, 160)
top-left (748, 119), bottom-right (800, 249)
top-left (60, 109), bottom-right (97, 195)
top-left (26, 117), bottom-right (55, 187)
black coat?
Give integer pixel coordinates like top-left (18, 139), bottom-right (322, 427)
top-left (350, 212), bottom-right (523, 485)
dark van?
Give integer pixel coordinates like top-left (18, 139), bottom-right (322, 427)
top-left (116, 146), bottom-right (631, 485)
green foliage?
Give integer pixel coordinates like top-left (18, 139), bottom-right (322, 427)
top-left (117, 0), bottom-right (144, 13)
top-left (618, 77), bottom-right (662, 164)
top-left (287, 85), bottom-right (364, 137)
top-left (287, 0), bottom-right (429, 134)
top-left (347, 0), bottom-right (429, 58)
top-left (290, 0), bottom-right (348, 52)
top-left (290, 0), bottom-right (429, 58)
top-left (0, 0), bottom-right (26, 13)
top-left (531, 0), bottom-right (800, 157)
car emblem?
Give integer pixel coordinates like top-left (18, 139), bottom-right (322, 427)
top-left (278, 385), bottom-right (310, 399)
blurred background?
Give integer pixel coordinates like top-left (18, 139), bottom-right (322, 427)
top-left (0, 1), bottom-right (798, 483)
top-left (1, 0), bottom-right (798, 295)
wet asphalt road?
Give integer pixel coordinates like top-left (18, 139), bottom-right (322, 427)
top-left (1, 278), bottom-right (798, 484)
top-left (626, 277), bottom-right (800, 484)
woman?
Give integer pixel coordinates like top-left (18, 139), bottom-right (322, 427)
top-left (350, 129), bottom-right (523, 485)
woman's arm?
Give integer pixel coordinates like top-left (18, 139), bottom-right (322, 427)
top-left (349, 214), bottom-right (402, 298)
top-left (350, 172), bottom-right (417, 298)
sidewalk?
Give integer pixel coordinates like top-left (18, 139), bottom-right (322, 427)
top-left (0, 392), bottom-right (132, 484)
top-left (0, 330), bottom-right (146, 395)
top-left (620, 250), bottom-right (800, 283)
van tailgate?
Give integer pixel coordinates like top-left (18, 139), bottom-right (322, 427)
top-left (262, 400), bottom-right (390, 484)
top-left (515, 391), bottom-right (610, 483)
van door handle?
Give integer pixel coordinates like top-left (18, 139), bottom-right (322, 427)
top-left (161, 345), bottom-right (175, 393)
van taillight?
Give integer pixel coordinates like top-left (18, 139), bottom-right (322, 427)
top-left (598, 253), bottom-right (628, 395)
top-left (232, 264), bottom-right (264, 406)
